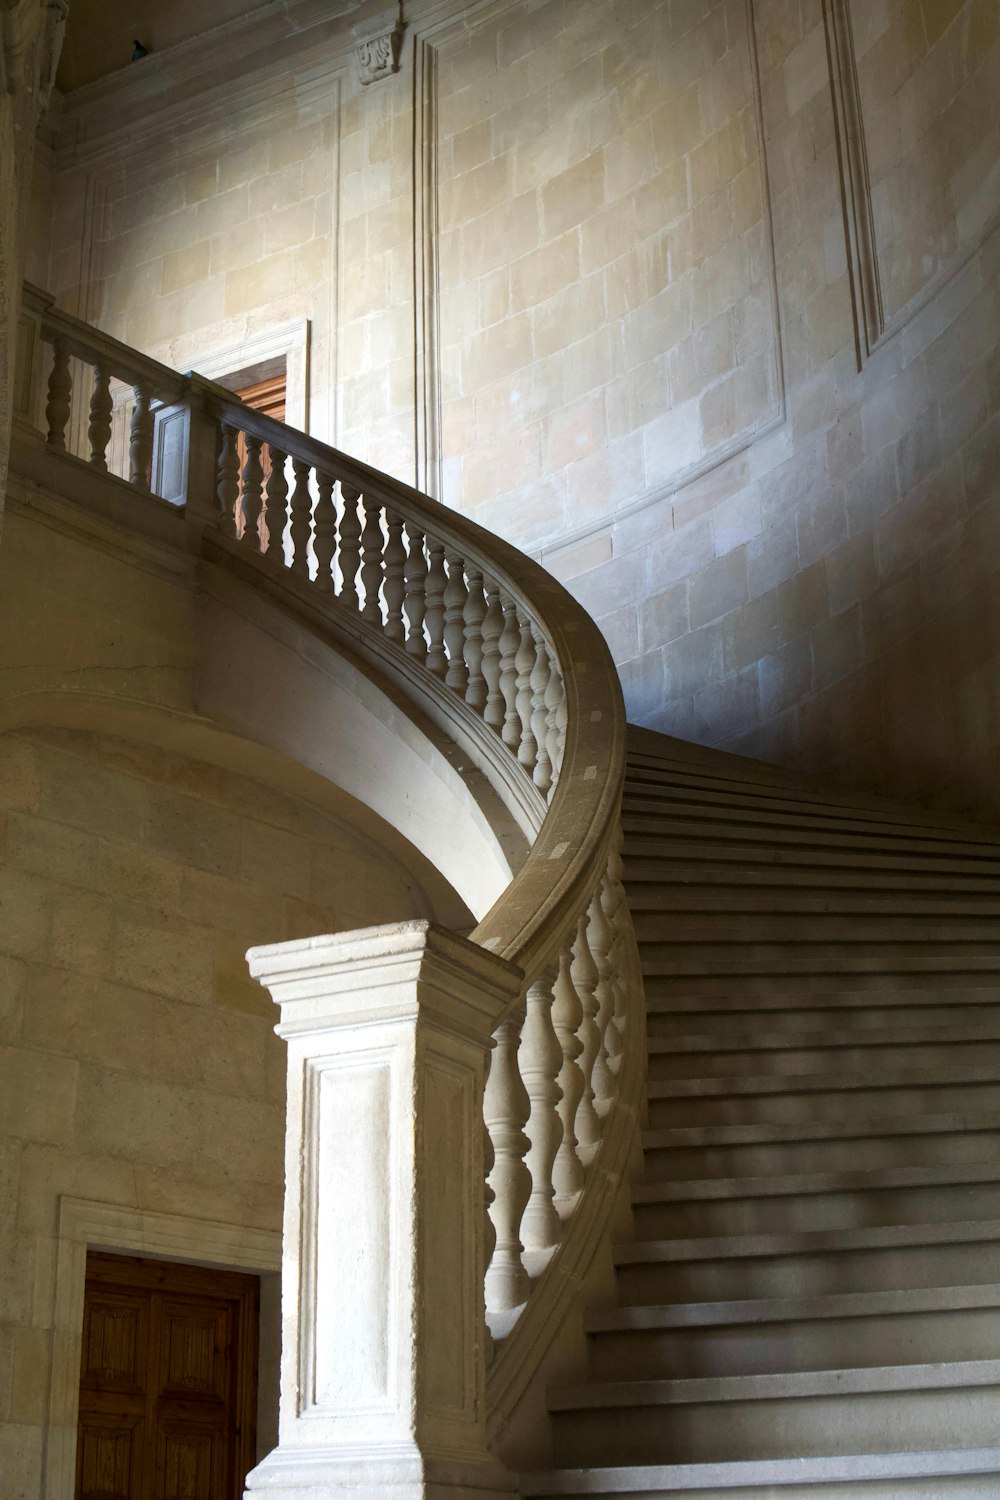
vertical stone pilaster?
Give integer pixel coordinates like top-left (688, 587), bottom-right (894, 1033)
top-left (243, 920), bottom-right (522, 1500)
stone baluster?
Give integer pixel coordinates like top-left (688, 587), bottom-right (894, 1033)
top-left (264, 446), bottom-right (288, 560)
top-left (605, 828), bottom-right (629, 1066)
top-left (515, 607), bottom-right (538, 775)
top-left (551, 941), bottom-right (585, 1215)
top-left (338, 484), bottom-right (362, 607)
top-left (240, 434), bottom-right (264, 550)
top-left (444, 550), bottom-right (470, 695)
top-left (498, 593), bottom-right (521, 753)
top-left (383, 509), bottom-right (406, 642)
top-left (129, 385), bottom-right (154, 492)
top-left (216, 424), bottom-right (240, 540)
top-left (289, 458), bottom-right (312, 576)
top-left (571, 908), bottom-right (602, 1164)
top-left (484, 1005), bottom-right (531, 1314)
top-left (424, 540), bottom-right (447, 677)
top-left (463, 567), bottom-right (488, 715)
top-left (313, 471), bottom-right (336, 591)
top-left (481, 582), bottom-right (505, 734)
top-left (87, 364), bottom-right (113, 470)
top-left (545, 655), bottom-right (565, 793)
top-left (403, 524), bottom-right (427, 661)
top-left (45, 337), bottom-right (72, 450)
top-left (518, 968), bottom-right (563, 1254)
top-left (360, 495), bottom-right (385, 625)
top-left (587, 881), bottom-right (617, 1111)
top-left (483, 1097), bottom-right (496, 1369)
top-left (529, 624), bottom-right (553, 796)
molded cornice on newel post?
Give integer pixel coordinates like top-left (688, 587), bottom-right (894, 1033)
top-left (243, 919), bottom-right (523, 1500)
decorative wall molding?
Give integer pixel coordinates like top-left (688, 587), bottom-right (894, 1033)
top-left (822, 0), bottom-right (884, 367)
top-left (43, 1196), bottom-right (281, 1500)
top-left (413, 0), bottom-right (786, 550)
top-left (824, 0), bottom-right (1000, 368)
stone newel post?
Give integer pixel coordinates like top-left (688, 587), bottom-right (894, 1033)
top-left (243, 920), bottom-right (523, 1500)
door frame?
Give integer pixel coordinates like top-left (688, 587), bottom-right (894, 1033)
top-left (44, 1196), bottom-right (281, 1500)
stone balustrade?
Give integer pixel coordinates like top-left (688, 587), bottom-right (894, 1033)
top-left (13, 284), bottom-right (644, 1492)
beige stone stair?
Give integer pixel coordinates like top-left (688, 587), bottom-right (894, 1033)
top-left (522, 729), bottom-right (1000, 1497)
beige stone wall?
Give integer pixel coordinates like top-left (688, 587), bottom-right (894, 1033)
top-left (0, 725), bottom-right (446, 1495)
top-left (34, 0), bottom-right (1000, 817)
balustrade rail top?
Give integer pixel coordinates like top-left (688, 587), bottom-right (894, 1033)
top-left (28, 285), bottom-right (186, 403)
top-left (199, 379), bottom-right (627, 976)
top-left (19, 287), bottom-right (628, 985)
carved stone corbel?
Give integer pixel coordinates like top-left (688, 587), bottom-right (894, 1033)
top-left (355, 15), bottom-right (403, 85)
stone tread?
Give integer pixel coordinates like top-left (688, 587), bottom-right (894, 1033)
top-left (629, 1159), bottom-right (1000, 1205)
top-left (619, 835), bottom-right (1000, 875)
top-left (642, 1110), bottom-right (1000, 1152)
top-left (646, 1065), bottom-right (1000, 1100)
top-left (583, 1285), bottom-right (1000, 1333)
top-left (646, 1023), bottom-right (1000, 1053)
top-left (645, 986), bottom-right (1000, 1014)
top-left (520, 1448), bottom-right (1000, 1494)
top-left (547, 1358), bottom-right (1000, 1410)
top-left (612, 1217), bottom-right (1000, 1268)
top-left (620, 792), bottom-right (1000, 850)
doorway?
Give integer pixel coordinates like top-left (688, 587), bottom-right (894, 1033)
top-left (75, 1251), bottom-right (259, 1500)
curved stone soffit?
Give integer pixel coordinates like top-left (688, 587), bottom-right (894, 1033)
top-left (0, 670), bottom-right (509, 928)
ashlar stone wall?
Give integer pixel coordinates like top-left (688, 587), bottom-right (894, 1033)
top-left (31, 0), bottom-right (1000, 818)
top-left (0, 725), bottom-right (450, 1496)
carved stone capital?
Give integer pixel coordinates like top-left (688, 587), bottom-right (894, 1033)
top-left (1, 0), bottom-right (68, 105)
top-left (355, 18), bottom-right (403, 86)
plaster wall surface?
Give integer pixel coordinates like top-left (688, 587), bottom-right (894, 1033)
top-left (34, 0), bottom-right (1000, 817)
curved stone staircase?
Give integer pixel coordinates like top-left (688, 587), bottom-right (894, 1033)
top-left (525, 725), bottom-right (1000, 1497)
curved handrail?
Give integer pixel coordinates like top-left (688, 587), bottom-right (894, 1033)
top-left (25, 291), bottom-right (646, 1431)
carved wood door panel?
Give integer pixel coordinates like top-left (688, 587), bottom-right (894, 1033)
top-left (77, 1253), bottom-right (259, 1500)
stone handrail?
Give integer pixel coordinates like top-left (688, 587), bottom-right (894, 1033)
top-left (18, 286), bottom-right (645, 1474)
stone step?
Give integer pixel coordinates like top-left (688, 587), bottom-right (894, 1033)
top-left (643, 968), bottom-right (1000, 999)
top-left (623, 854), bottom-right (1000, 896)
top-left (637, 944), bottom-right (1000, 978)
top-left (584, 1285), bottom-right (1000, 1382)
top-left (625, 882), bottom-right (1000, 915)
top-left (622, 768), bottom-right (995, 838)
top-left (620, 790), bottom-right (1000, 853)
top-left (632, 905), bottom-right (1000, 938)
top-left (619, 812), bottom-right (1000, 865)
top-left (629, 1160), bottom-right (1000, 1239)
top-left (522, 1447), bottom-right (1000, 1496)
top-left (645, 984), bottom-right (1000, 1021)
top-left (646, 1027), bottom-right (1000, 1081)
top-left (619, 831), bottom-right (1000, 877)
top-left (548, 1360), bottom-right (1000, 1466)
top-left (640, 1110), bottom-right (1000, 1179)
top-left (645, 1067), bottom-right (1000, 1128)
top-left (613, 1220), bottom-right (1000, 1304)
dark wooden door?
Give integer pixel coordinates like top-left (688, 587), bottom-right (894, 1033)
top-left (76, 1252), bottom-right (259, 1500)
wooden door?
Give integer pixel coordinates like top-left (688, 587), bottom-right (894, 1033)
top-left (76, 1252), bottom-right (259, 1500)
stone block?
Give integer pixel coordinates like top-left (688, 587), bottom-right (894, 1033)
top-left (145, 792), bottom-right (242, 879)
top-left (640, 580), bottom-right (689, 653)
top-left (112, 916), bottom-right (216, 1006)
top-left (541, 150), bottom-right (606, 240)
top-left (722, 589), bottom-right (779, 672)
top-left (777, 558), bottom-right (830, 643)
top-left (511, 229), bottom-right (581, 315)
top-left (49, 890), bottom-right (114, 978)
top-left (693, 663), bottom-right (760, 742)
top-left (688, 546), bottom-right (749, 630)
